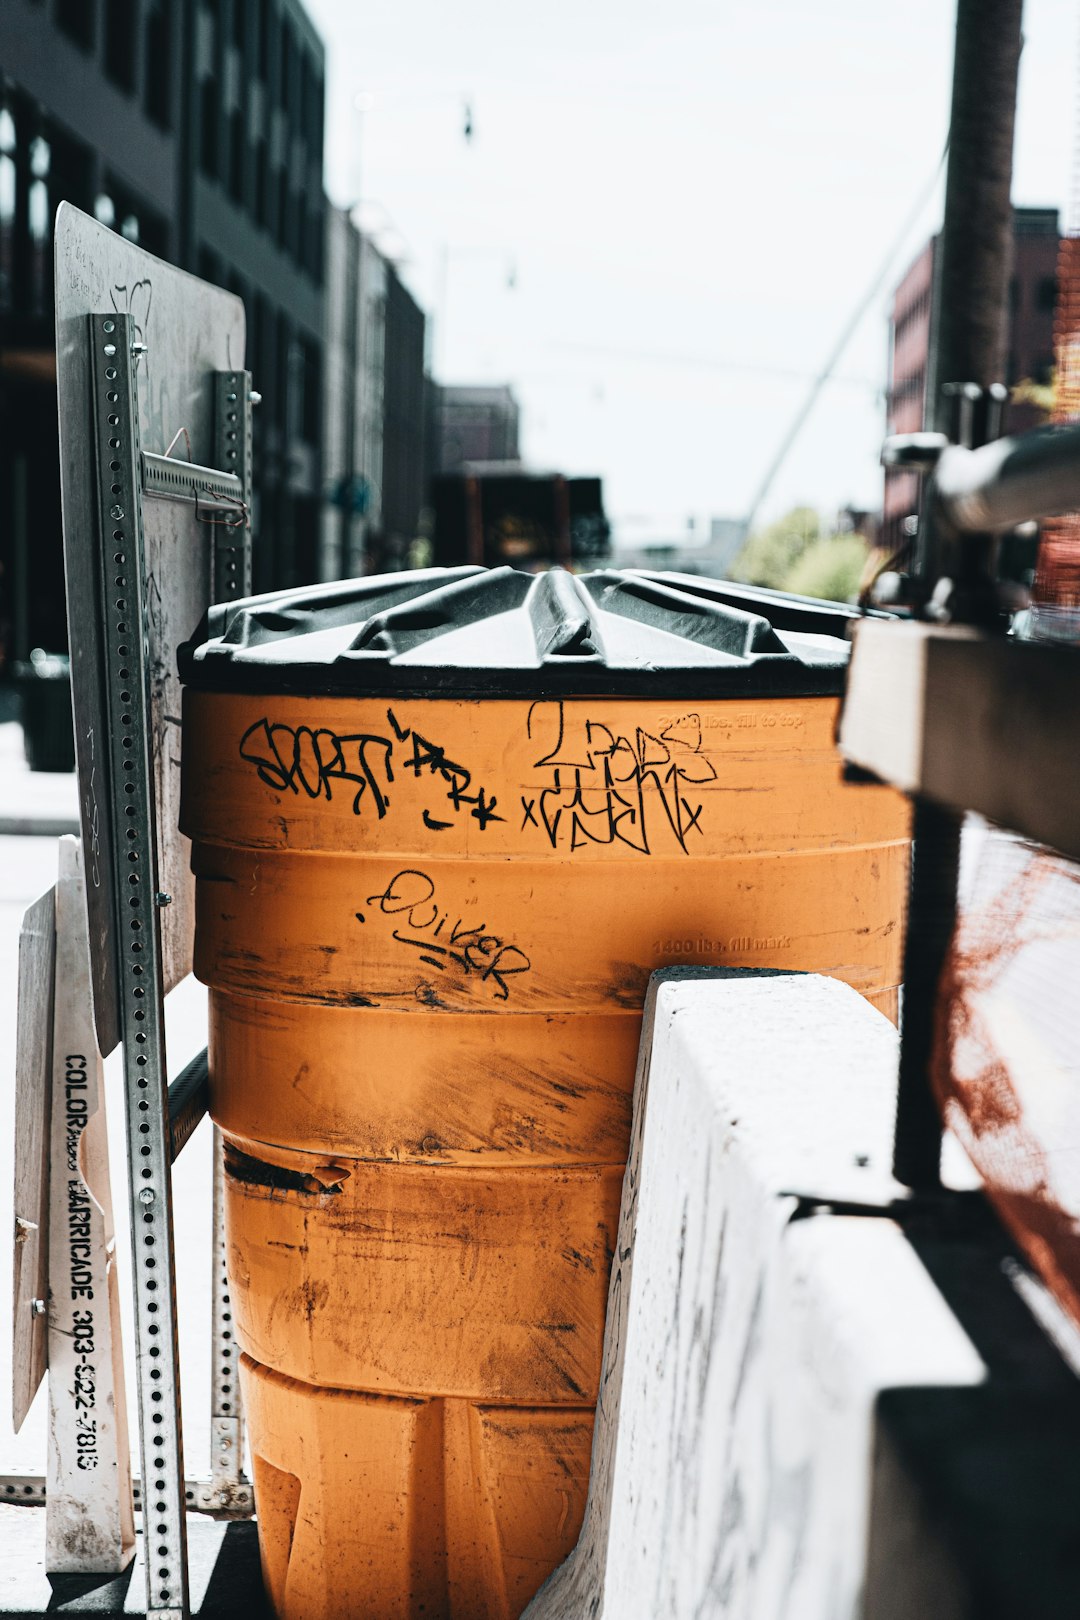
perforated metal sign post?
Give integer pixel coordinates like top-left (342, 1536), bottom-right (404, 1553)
top-left (24, 205), bottom-right (258, 1617)
top-left (90, 305), bottom-right (191, 1619)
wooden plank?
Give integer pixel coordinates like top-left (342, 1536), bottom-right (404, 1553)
top-left (839, 618), bottom-right (1080, 862)
top-left (45, 838), bottom-right (134, 1571)
top-left (54, 203), bottom-right (244, 1055)
top-left (12, 887), bottom-right (55, 1432)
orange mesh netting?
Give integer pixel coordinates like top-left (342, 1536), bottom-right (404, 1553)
top-left (933, 823), bottom-right (1080, 1325)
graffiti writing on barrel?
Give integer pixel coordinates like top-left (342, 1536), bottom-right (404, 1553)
top-left (238, 707), bottom-right (503, 831)
top-left (360, 869), bottom-right (531, 1002)
top-left (522, 700), bottom-right (717, 855)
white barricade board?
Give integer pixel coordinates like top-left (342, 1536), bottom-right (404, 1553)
top-left (525, 970), bottom-right (988, 1620)
top-left (45, 838), bottom-right (134, 1572)
top-left (54, 203), bottom-right (245, 1057)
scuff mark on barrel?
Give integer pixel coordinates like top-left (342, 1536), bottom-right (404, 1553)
top-left (225, 1145), bottom-right (349, 1197)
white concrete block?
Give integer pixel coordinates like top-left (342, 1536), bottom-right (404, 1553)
top-left (525, 971), bottom-right (985, 1620)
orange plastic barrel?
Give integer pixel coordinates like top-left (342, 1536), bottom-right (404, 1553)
top-left (179, 567), bottom-right (909, 1619)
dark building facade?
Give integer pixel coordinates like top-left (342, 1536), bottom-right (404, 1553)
top-left (320, 206), bottom-right (428, 580)
top-left (187, 0), bottom-right (325, 590)
top-left (0, 0), bottom-right (325, 667)
top-left (1, 0), bottom-right (182, 663)
top-left (381, 260), bottom-right (427, 555)
top-left (883, 206), bottom-right (1060, 554)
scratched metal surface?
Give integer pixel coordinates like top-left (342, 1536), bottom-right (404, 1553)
top-left (55, 205), bottom-right (244, 1056)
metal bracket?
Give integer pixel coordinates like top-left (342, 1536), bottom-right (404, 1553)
top-left (140, 452), bottom-right (243, 510)
top-left (212, 371), bottom-right (254, 602)
top-left (0, 1475), bottom-right (254, 1518)
top-left (90, 312), bottom-right (190, 1618)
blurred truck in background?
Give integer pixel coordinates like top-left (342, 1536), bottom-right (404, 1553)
top-left (430, 465), bottom-right (611, 570)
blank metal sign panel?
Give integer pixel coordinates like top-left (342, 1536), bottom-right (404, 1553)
top-left (54, 204), bottom-right (245, 1056)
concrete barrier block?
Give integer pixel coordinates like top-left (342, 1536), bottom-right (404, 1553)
top-left (525, 970), bottom-right (986, 1620)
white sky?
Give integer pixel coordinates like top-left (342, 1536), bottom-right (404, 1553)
top-left (304, 0), bottom-right (1078, 537)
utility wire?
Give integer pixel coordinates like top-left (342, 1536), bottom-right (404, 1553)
top-left (550, 340), bottom-right (878, 392)
top-left (740, 140), bottom-right (950, 540)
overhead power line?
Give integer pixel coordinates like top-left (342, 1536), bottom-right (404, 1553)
top-left (740, 139), bottom-right (950, 539)
top-left (550, 340), bottom-right (878, 392)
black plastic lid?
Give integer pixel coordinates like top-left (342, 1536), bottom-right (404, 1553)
top-left (178, 566), bottom-right (861, 699)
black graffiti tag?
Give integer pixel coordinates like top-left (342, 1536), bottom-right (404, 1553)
top-left (363, 869), bottom-right (531, 1002)
top-left (238, 709), bottom-right (504, 832)
top-left (521, 700), bottom-right (715, 855)
top-left (387, 708), bottom-right (504, 830)
top-left (239, 719), bottom-right (395, 817)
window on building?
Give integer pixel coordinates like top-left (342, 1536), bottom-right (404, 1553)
top-left (251, 294), bottom-right (265, 376)
top-left (300, 336), bottom-right (320, 441)
top-left (303, 192), bottom-right (322, 282)
top-left (277, 167), bottom-right (289, 250)
top-left (200, 77), bottom-right (219, 179)
top-left (24, 131), bottom-right (52, 314)
top-left (254, 293), bottom-right (274, 431)
top-left (198, 245), bottom-right (222, 286)
top-left (282, 22), bottom-right (295, 115)
top-left (253, 138), bottom-right (268, 227)
top-left (232, 0), bottom-right (245, 48)
top-left (48, 122), bottom-right (93, 218)
top-left (105, 0), bottom-right (138, 92)
top-left (298, 195), bottom-right (311, 276)
top-left (278, 311), bottom-right (293, 437)
top-left (229, 107), bottom-right (244, 203)
top-left (55, 0), bottom-right (96, 51)
top-left (1037, 276), bottom-right (1057, 313)
top-left (0, 106), bottom-right (15, 312)
top-left (28, 136), bottom-right (49, 244)
top-left (282, 184), bottom-right (296, 259)
top-left (258, 0), bottom-right (273, 81)
top-left (293, 195), bottom-right (305, 269)
top-left (310, 77), bottom-right (323, 153)
top-left (144, 1), bottom-right (172, 129)
top-left (138, 207), bottom-right (168, 256)
top-left (94, 171), bottom-right (167, 256)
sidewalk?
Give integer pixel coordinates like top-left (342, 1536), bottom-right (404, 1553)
top-left (0, 722), bottom-right (79, 837)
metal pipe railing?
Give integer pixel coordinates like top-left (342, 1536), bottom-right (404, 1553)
top-left (928, 420), bottom-right (1080, 538)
